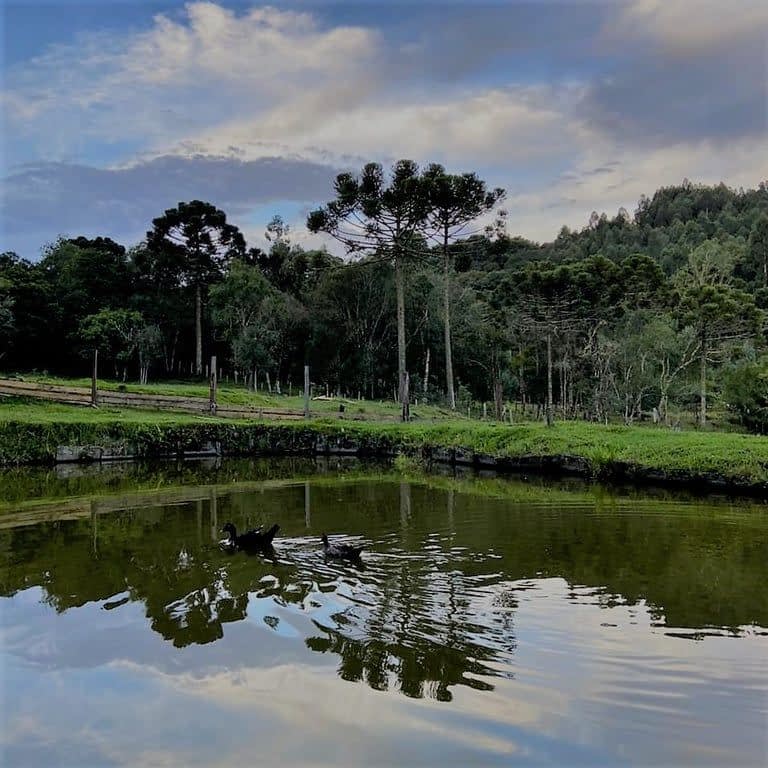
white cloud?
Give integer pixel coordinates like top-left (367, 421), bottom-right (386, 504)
top-left (505, 134), bottom-right (768, 241)
top-left (2, 3), bottom-right (381, 157)
top-left (173, 84), bottom-right (586, 171)
top-left (2, 1), bottom-right (767, 255)
top-left (121, 3), bottom-right (375, 88)
top-left (607, 0), bottom-right (768, 53)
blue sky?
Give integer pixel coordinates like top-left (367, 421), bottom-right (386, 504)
top-left (2, 0), bottom-right (767, 258)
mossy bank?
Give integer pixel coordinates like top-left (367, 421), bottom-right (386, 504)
top-left (3, 401), bottom-right (768, 496)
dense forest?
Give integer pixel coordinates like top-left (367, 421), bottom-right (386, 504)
top-left (2, 168), bottom-right (768, 431)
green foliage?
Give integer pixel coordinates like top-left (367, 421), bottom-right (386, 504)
top-left (723, 358), bottom-right (768, 433)
top-left (144, 200), bottom-right (246, 373)
top-left (5, 402), bottom-right (768, 486)
top-left (145, 200), bottom-right (246, 284)
top-left (0, 276), bottom-right (14, 359)
top-left (79, 308), bottom-right (144, 359)
top-left (3, 179), bottom-right (768, 428)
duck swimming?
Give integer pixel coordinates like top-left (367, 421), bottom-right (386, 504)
top-left (221, 522), bottom-right (280, 551)
top-left (321, 533), bottom-right (365, 560)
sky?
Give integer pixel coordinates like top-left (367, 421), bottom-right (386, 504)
top-left (1, 0), bottom-right (767, 259)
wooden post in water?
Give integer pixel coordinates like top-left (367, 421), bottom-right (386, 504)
top-left (91, 349), bottom-right (99, 406)
top-left (209, 489), bottom-right (218, 541)
top-left (91, 499), bottom-right (98, 555)
top-left (209, 355), bottom-right (217, 415)
top-left (400, 481), bottom-right (411, 525)
top-left (304, 365), bottom-right (310, 418)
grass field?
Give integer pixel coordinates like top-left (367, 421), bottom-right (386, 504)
top-left (10, 373), bottom-right (459, 420)
top-left (2, 397), bottom-right (768, 484)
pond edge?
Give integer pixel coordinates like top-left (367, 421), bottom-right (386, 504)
top-left (1, 419), bottom-right (767, 498)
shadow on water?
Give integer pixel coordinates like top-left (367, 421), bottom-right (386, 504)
top-left (1, 457), bottom-right (767, 704)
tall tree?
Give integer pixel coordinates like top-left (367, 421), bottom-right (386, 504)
top-left (0, 277), bottom-right (13, 361)
top-left (513, 266), bottom-right (581, 426)
top-left (309, 259), bottom-right (394, 399)
top-left (146, 201), bottom-right (245, 375)
top-left (677, 240), bottom-right (762, 426)
top-left (37, 237), bottom-right (133, 371)
top-left (210, 261), bottom-right (307, 390)
top-left (210, 260), bottom-right (275, 383)
top-left (79, 308), bottom-right (160, 382)
top-left (0, 252), bottom-right (51, 371)
top-left (307, 161), bottom-right (430, 419)
top-left (423, 164), bottom-right (504, 409)
top-left (747, 213), bottom-right (768, 287)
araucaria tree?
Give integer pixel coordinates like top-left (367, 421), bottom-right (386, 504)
top-left (307, 161), bottom-right (429, 419)
top-left (423, 164), bottom-right (504, 410)
top-left (676, 240), bottom-right (762, 426)
top-left (146, 200), bottom-right (245, 375)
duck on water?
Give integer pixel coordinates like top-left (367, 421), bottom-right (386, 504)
top-left (221, 522), bottom-right (280, 551)
top-left (322, 533), bottom-right (365, 561)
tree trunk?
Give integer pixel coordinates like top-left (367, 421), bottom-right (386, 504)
top-left (559, 362), bottom-right (565, 412)
top-left (494, 379), bottom-right (503, 420)
top-left (443, 237), bottom-right (456, 410)
top-left (699, 331), bottom-right (707, 428)
top-left (423, 347), bottom-right (430, 395)
top-left (195, 284), bottom-right (203, 376)
top-left (395, 252), bottom-right (407, 389)
top-left (546, 330), bottom-right (554, 427)
top-left (401, 370), bottom-right (410, 422)
top-left (394, 251), bottom-right (408, 417)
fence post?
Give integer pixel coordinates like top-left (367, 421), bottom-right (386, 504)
top-left (209, 355), bottom-right (217, 415)
top-left (304, 365), bottom-right (310, 418)
top-left (91, 349), bottom-right (99, 406)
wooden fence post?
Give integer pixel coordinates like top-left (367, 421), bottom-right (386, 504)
top-left (304, 365), bottom-right (310, 418)
top-left (91, 349), bottom-right (99, 406)
top-left (209, 356), bottom-right (217, 415)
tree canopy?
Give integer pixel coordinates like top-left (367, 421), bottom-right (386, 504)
top-left (2, 177), bottom-right (768, 430)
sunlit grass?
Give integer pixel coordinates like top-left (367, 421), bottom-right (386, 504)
top-left (2, 398), bottom-right (768, 483)
top-left (13, 373), bottom-right (459, 420)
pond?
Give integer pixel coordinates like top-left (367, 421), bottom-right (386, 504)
top-left (1, 458), bottom-right (766, 766)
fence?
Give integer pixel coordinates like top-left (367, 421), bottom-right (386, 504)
top-left (0, 379), bottom-right (307, 421)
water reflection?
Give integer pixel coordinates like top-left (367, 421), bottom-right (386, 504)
top-left (1, 462), bottom-right (767, 765)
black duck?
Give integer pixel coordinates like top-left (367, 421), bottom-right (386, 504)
top-left (321, 533), bottom-right (364, 560)
top-left (221, 522), bottom-right (279, 551)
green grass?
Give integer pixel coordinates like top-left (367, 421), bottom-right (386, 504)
top-left (2, 399), bottom-right (768, 485)
top-left (13, 374), bottom-right (458, 420)
top-left (0, 399), bottom-right (216, 424)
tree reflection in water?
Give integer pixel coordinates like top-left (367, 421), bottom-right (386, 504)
top-left (1, 470), bottom-right (766, 701)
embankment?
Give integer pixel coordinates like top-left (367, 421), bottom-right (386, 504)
top-left (2, 411), bottom-right (768, 496)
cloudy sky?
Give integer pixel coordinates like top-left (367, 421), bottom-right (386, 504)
top-left (2, 0), bottom-right (767, 258)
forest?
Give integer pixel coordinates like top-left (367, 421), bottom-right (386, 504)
top-left (1, 164), bottom-right (768, 432)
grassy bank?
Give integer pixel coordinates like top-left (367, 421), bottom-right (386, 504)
top-left (2, 399), bottom-right (768, 491)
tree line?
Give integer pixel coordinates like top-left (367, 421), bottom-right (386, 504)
top-left (1, 167), bottom-right (768, 430)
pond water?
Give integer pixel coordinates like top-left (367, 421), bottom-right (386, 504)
top-left (1, 458), bottom-right (766, 766)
